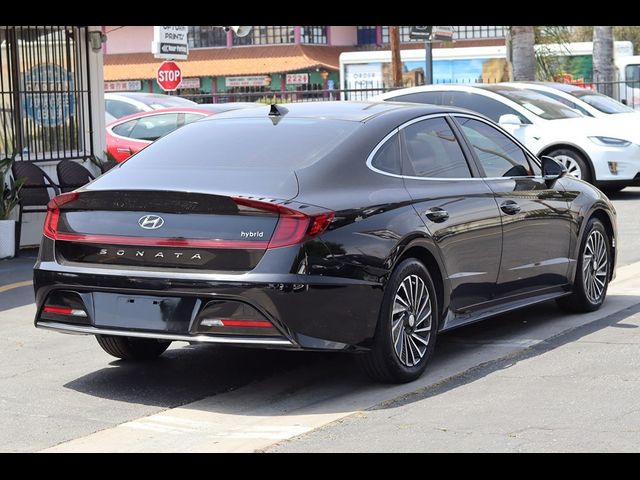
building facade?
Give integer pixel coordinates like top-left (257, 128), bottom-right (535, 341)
top-left (103, 26), bottom-right (506, 101)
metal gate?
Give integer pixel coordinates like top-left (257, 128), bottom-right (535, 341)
top-left (0, 26), bottom-right (93, 162)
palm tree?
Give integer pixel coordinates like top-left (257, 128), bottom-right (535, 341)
top-left (593, 26), bottom-right (615, 97)
top-left (510, 26), bottom-right (536, 81)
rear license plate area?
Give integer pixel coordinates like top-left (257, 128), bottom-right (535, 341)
top-left (93, 293), bottom-right (198, 332)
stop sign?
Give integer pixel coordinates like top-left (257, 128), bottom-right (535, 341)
top-left (156, 61), bottom-right (182, 91)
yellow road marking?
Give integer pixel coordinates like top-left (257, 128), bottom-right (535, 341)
top-left (0, 280), bottom-right (32, 293)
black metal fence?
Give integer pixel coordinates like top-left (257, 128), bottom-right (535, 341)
top-left (0, 26), bottom-right (93, 162)
top-left (181, 78), bottom-right (640, 111)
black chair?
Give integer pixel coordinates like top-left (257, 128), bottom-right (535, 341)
top-left (99, 159), bottom-right (118, 174)
top-left (11, 161), bottom-right (60, 257)
top-left (56, 160), bottom-right (95, 193)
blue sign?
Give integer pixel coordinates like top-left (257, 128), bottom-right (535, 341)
top-left (22, 64), bottom-right (75, 127)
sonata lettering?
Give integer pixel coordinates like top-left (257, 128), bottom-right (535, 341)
top-left (94, 248), bottom-right (206, 262)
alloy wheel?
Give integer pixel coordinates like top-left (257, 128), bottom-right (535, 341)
top-left (554, 154), bottom-right (582, 179)
top-left (583, 230), bottom-right (608, 303)
top-left (391, 274), bottom-right (432, 367)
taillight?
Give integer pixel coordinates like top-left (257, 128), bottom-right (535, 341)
top-left (43, 192), bottom-right (79, 240)
top-left (233, 197), bottom-right (334, 249)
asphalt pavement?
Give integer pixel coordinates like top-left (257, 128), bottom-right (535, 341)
top-left (1, 188), bottom-right (639, 452)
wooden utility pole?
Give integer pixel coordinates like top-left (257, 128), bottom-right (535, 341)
top-left (390, 26), bottom-right (403, 87)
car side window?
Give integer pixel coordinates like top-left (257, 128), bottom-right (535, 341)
top-left (371, 133), bottom-right (401, 175)
top-left (111, 119), bottom-right (138, 138)
top-left (456, 117), bottom-right (537, 178)
top-left (534, 90), bottom-right (592, 117)
top-left (402, 117), bottom-right (472, 179)
top-left (184, 113), bottom-right (205, 124)
top-left (128, 113), bottom-right (180, 142)
top-left (444, 91), bottom-right (530, 124)
top-left (105, 99), bottom-right (143, 119)
top-left (391, 92), bottom-right (443, 105)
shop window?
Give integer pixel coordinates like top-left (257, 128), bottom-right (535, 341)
top-left (357, 26), bottom-right (377, 45)
top-left (301, 26), bottom-right (327, 44)
top-left (233, 26), bottom-right (295, 46)
top-left (188, 26), bottom-right (227, 48)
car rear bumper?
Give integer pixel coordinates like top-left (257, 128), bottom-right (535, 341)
top-left (33, 262), bottom-right (384, 351)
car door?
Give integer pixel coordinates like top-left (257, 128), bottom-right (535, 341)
top-left (452, 114), bottom-right (574, 299)
top-left (400, 115), bottom-right (503, 313)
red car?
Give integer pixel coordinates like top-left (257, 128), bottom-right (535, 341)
top-left (106, 104), bottom-right (259, 162)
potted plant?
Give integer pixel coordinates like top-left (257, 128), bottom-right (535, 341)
top-left (0, 154), bottom-right (23, 259)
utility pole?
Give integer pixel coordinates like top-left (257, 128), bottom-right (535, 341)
top-left (390, 26), bottom-right (403, 88)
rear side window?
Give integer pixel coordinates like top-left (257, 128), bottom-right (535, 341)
top-left (371, 133), bottom-right (401, 175)
top-left (402, 117), bottom-right (471, 178)
top-left (123, 117), bottom-right (361, 170)
top-left (112, 119), bottom-right (138, 138)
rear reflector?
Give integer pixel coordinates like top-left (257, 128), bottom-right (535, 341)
top-left (43, 193), bottom-right (334, 250)
top-left (200, 318), bottom-right (273, 328)
top-left (43, 305), bottom-right (87, 317)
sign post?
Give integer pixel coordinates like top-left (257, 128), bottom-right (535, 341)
top-left (156, 61), bottom-right (182, 92)
top-left (410, 26), bottom-right (454, 85)
top-left (151, 26), bottom-right (189, 60)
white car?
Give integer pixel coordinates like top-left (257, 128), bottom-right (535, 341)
top-left (105, 92), bottom-right (197, 120)
top-left (509, 81), bottom-right (640, 123)
top-left (373, 84), bottom-right (640, 192)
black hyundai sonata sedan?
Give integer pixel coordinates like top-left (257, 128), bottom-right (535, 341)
top-left (34, 101), bottom-right (616, 383)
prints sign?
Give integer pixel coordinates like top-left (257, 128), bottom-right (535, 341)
top-left (152, 26), bottom-right (189, 60)
top-left (104, 80), bottom-right (142, 92)
top-left (286, 73), bottom-right (309, 85)
top-left (225, 76), bottom-right (271, 87)
top-left (22, 64), bottom-right (75, 126)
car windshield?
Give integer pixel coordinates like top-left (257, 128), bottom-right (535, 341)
top-left (484, 86), bottom-right (583, 120)
top-left (145, 96), bottom-right (197, 109)
top-left (570, 90), bottom-right (634, 114)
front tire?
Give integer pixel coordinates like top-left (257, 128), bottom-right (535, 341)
top-left (557, 218), bottom-right (610, 313)
top-left (548, 148), bottom-right (592, 183)
top-left (358, 258), bottom-right (438, 383)
top-left (96, 335), bottom-right (171, 360)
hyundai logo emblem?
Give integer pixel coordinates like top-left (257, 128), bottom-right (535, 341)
top-left (138, 215), bottom-right (165, 230)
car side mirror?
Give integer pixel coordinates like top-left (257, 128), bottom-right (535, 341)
top-left (541, 155), bottom-right (566, 183)
top-left (498, 114), bottom-right (522, 126)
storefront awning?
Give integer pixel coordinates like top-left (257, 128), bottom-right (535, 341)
top-left (104, 45), bottom-right (349, 81)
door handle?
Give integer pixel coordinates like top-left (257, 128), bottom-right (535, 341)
top-left (116, 147), bottom-right (132, 153)
top-left (424, 207), bottom-right (449, 223)
top-left (500, 200), bottom-right (521, 215)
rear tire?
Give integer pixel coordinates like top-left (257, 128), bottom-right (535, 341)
top-left (548, 148), bottom-right (592, 183)
top-left (557, 218), bottom-right (610, 313)
top-left (357, 258), bottom-right (438, 384)
top-left (96, 335), bottom-right (171, 360)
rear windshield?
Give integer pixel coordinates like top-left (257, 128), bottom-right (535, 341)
top-left (122, 117), bottom-right (361, 170)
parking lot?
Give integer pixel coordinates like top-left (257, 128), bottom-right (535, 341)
top-left (1, 188), bottom-right (640, 452)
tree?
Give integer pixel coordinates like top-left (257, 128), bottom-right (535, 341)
top-left (510, 26), bottom-right (536, 81)
top-left (593, 26), bottom-right (615, 96)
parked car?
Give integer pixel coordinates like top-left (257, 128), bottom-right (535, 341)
top-left (106, 108), bottom-right (212, 162)
top-left (373, 84), bottom-right (640, 192)
top-left (105, 92), bottom-right (197, 120)
top-left (35, 102), bottom-right (616, 384)
top-left (509, 82), bottom-right (640, 129)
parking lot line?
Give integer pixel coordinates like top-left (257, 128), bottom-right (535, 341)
top-left (0, 280), bottom-right (33, 293)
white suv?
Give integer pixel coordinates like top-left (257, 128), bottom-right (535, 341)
top-left (374, 84), bottom-right (640, 192)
